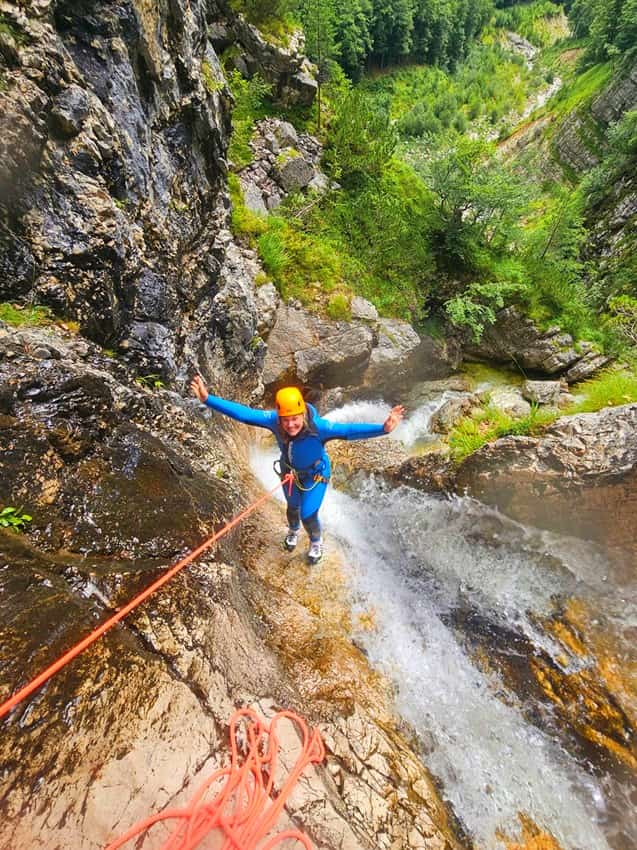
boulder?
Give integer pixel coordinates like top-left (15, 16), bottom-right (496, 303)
top-left (429, 395), bottom-right (479, 433)
top-left (330, 436), bottom-right (411, 493)
top-left (241, 178), bottom-right (268, 215)
top-left (49, 85), bottom-right (90, 138)
top-left (273, 121), bottom-right (299, 148)
top-left (307, 171), bottom-right (330, 193)
top-left (456, 404), bottom-right (637, 556)
top-left (230, 20), bottom-right (317, 108)
top-left (522, 380), bottom-right (562, 406)
top-left (275, 151), bottom-right (315, 192)
top-left (386, 452), bottom-right (457, 494)
top-left (262, 304), bottom-right (374, 390)
top-left (464, 307), bottom-right (608, 382)
top-left (295, 323), bottom-right (374, 386)
top-left (487, 388), bottom-right (531, 418)
top-left (350, 296), bottom-right (379, 322)
top-left (563, 351), bottom-right (613, 384)
top-left (262, 304), bottom-right (316, 387)
top-left (362, 319), bottom-right (460, 397)
top-left (279, 66), bottom-right (318, 107)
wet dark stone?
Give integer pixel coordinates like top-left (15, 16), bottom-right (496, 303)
top-left (49, 85), bottom-right (90, 137)
top-left (133, 269), bottom-right (176, 323)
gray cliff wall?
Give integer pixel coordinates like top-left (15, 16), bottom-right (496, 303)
top-left (0, 0), bottom-right (266, 390)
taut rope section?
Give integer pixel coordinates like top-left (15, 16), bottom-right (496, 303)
top-left (105, 708), bottom-right (325, 850)
top-left (0, 475), bottom-right (293, 721)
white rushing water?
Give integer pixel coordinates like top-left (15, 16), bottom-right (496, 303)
top-left (250, 397), bottom-right (634, 850)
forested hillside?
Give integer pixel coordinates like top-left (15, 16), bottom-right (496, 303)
top-left (226, 0), bottom-right (636, 364)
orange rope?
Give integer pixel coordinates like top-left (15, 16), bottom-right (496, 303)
top-left (0, 474), bottom-right (293, 721)
top-left (105, 708), bottom-right (325, 850)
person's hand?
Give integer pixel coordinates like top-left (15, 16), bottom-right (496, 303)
top-left (384, 404), bottom-right (405, 433)
top-left (190, 374), bottom-right (209, 404)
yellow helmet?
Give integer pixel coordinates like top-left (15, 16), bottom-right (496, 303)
top-left (275, 386), bottom-right (306, 417)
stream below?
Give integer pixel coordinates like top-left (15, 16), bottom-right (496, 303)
top-left (251, 394), bottom-right (636, 850)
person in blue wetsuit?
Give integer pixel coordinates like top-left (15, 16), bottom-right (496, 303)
top-left (190, 376), bottom-right (404, 564)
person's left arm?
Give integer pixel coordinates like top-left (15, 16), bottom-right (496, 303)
top-left (315, 405), bottom-right (405, 442)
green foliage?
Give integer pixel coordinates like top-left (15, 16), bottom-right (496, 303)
top-left (258, 226), bottom-right (289, 276)
top-left (604, 296), bottom-right (637, 348)
top-left (494, 1), bottom-right (567, 46)
top-left (229, 0), bottom-right (298, 42)
top-left (0, 303), bottom-right (51, 326)
top-left (448, 403), bottom-right (558, 463)
top-left (293, 0), bottom-right (493, 76)
top-left (569, 0), bottom-right (637, 63)
top-left (0, 506), bottom-right (32, 533)
top-left (135, 374), bottom-right (165, 390)
top-left (228, 173), bottom-right (268, 237)
top-left (581, 109), bottom-right (637, 209)
top-left (568, 368), bottom-right (637, 412)
top-left (544, 61), bottom-right (613, 122)
top-left (326, 293), bottom-right (351, 320)
top-left (520, 186), bottom-right (598, 340)
top-left (0, 14), bottom-right (31, 46)
top-left (363, 39), bottom-right (544, 148)
top-left (445, 280), bottom-right (522, 341)
top-left (323, 89), bottom-right (397, 187)
top-left (226, 70), bottom-right (272, 169)
top-left (417, 138), bottom-right (530, 270)
top-left (201, 59), bottom-right (224, 94)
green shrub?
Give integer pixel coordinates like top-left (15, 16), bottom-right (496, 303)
top-left (201, 59), bottom-right (224, 94)
top-left (605, 295), bottom-right (637, 347)
top-left (0, 506), bottom-right (32, 533)
top-left (226, 70), bottom-right (272, 169)
top-left (0, 303), bottom-right (51, 326)
top-left (448, 402), bottom-right (558, 462)
top-left (326, 293), bottom-right (351, 321)
top-left (257, 227), bottom-right (289, 276)
top-left (568, 369), bottom-right (637, 413)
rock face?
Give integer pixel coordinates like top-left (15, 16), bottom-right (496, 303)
top-left (429, 394), bottom-right (478, 433)
top-left (263, 304), bottom-right (374, 390)
top-left (0, 323), bottom-right (462, 850)
top-left (456, 404), bottom-right (637, 555)
top-left (522, 379), bottom-right (562, 406)
top-left (464, 307), bottom-right (611, 382)
top-left (226, 15), bottom-right (317, 106)
top-left (239, 117), bottom-right (326, 212)
top-left (0, 0), bottom-right (263, 388)
top-left (551, 58), bottom-right (637, 298)
top-left (262, 304), bottom-right (459, 396)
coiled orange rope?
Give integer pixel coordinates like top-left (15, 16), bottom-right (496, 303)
top-left (0, 475), bottom-right (292, 721)
top-left (105, 708), bottom-right (325, 850)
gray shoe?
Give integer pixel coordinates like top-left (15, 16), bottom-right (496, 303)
top-left (284, 528), bottom-right (300, 551)
top-left (307, 538), bottom-right (323, 565)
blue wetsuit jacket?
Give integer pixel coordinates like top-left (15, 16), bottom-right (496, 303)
top-left (204, 394), bottom-right (387, 522)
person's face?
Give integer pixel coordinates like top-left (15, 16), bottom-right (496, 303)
top-left (279, 413), bottom-right (304, 437)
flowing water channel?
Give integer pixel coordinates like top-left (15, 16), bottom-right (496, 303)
top-left (251, 393), bottom-right (637, 850)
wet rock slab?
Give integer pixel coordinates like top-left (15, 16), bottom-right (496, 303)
top-left (456, 403), bottom-right (637, 556)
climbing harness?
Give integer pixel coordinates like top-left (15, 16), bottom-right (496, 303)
top-left (0, 474), bottom-right (293, 721)
top-left (273, 458), bottom-right (330, 494)
top-left (105, 707), bottom-right (324, 850)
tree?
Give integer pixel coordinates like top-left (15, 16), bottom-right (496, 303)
top-left (334, 0), bottom-right (373, 78)
top-left (418, 138), bottom-right (529, 270)
top-left (323, 90), bottom-right (397, 187)
top-left (295, 0), bottom-right (338, 128)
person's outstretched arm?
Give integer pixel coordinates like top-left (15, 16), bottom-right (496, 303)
top-left (315, 405), bottom-right (405, 441)
top-left (190, 375), bottom-right (276, 429)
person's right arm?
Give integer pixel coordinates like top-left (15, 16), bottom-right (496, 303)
top-left (190, 375), bottom-right (276, 429)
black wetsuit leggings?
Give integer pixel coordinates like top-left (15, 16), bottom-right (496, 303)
top-left (287, 506), bottom-right (321, 541)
